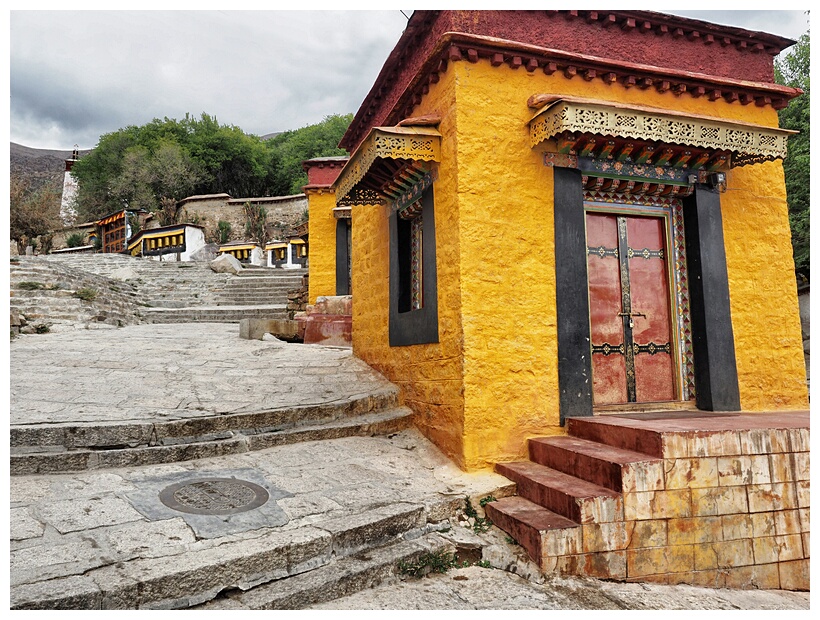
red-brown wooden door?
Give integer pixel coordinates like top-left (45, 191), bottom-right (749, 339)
top-left (586, 211), bottom-right (676, 406)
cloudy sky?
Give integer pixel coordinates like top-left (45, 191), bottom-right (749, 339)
top-left (7, 6), bottom-right (811, 151)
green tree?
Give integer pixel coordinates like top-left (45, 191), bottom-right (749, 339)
top-left (243, 202), bottom-right (270, 250)
top-left (70, 114), bottom-right (279, 221)
top-left (775, 27), bottom-right (810, 278)
top-left (267, 114), bottom-right (352, 194)
top-left (215, 220), bottom-right (232, 244)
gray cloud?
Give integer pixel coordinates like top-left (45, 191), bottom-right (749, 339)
top-left (9, 9), bottom-right (808, 151)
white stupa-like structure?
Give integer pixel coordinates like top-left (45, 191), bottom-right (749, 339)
top-left (60, 146), bottom-right (80, 226)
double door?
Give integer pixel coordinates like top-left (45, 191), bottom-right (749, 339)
top-left (586, 210), bottom-right (677, 406)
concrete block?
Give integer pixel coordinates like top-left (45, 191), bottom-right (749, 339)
top-left (581, 522), bottom-right (629, 553)
top-left (747, 482), bottom-right (798, 513)
top-left (723, 563), bottom-right (781, 590)
top-left (686, 431), bottom-right (742, 458)
top-left (769, 453), bottom-right (796, 483)
top-left (793, 452), bottom-right (809, 481)
top-left (664, 457), bottom-right (718, 489)
top-left (721, 513), bottom-right (753, 541)
top-left (778, 558), bottom-right (810, 591)
top-left (558, 550), bottom-right (627, 580)
top-left (691, 485), bottom-right (748, 516)
top-left (626, 546), bottom-right (669, 577)
top-left (625, 519), bottom-right (667, 549)
top-left (788, 427), bottom-right (810, 452)
top-left (542, 526), bottom-right (582, 558)
top-left (694, 539), bottom-right (754, 570)
top-left (717, 455), bottom-right (771, 486)
top-left (753, 534), bottom-right (804, 564)
top-left (668, 516), bottom-right (723, 546)
top-left (622, 460), bottom-right (665, 493)
top-left (774, 509), bottom-right (802, 536)
top-left (795, 480), bottom-right (810, 508)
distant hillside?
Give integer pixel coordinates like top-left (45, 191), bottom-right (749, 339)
top-left (10, 142), bottom-right (93, 193)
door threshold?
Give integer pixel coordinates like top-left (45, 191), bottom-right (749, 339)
top-left (593, 401), bottom-right (698, 415)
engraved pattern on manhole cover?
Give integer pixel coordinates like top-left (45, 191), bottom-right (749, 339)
top-left (159, 478), bottom-right (269, 515)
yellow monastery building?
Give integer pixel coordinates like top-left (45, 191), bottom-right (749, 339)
top-left (314, 10), bottom-right (813, 587)
top-left (310, 10), bottom-right (807, 472)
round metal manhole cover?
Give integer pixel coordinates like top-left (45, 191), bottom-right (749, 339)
top-left (159, 478), bottom-right (269, 515)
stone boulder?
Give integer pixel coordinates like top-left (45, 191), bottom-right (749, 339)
top-left (210, 253), bottom-right (243, 274)
top-left (190, 243), bottom-right (219, 262)
top-left (109, 266), bottom-right (140, 281)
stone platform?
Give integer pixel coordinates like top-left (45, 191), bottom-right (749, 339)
top-left (487, 411), bottom-right (810, 590)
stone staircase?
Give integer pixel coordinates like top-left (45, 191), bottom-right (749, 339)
top-left (10, 254), bottom-right (305, 325)
top-left (10, 257), bottom-right (146, 330)
top-left (11, 497), bottom-right (461, 610)
top-left (486, 412), bottom-right (810, 590)
top-left (11, 385), bottom-right (413, 475)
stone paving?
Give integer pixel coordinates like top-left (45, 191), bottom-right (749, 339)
top-left (10, 323), bottom-right (390, 426)
top-left (8, 323), bottom-right (812, 610)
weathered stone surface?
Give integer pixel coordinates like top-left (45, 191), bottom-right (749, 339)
top-left (11, 575), bottom-right (102, 610)
top-left (239, 318), bottom-right (301, 341)
top-left (315, 503), bottom-right (426, 557)
top-left (309, 295), bottom-right (352, 316)
top-left (10, 507), bottom-right (45, 541)
top-left (210, 253), bottom-right (243, 274)
top-left (36, 496), bottom-right (146, 534)
top-left (109, 266), bottom-right (140, 281)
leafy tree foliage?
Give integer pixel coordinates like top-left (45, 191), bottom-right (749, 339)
top-left (69, 113), bottom-right (353, 223)
top-left (267, 114), bottom-right (353, 194)
top-left (775, 27), bottom-right (810, 278)
top-left (10, 174), bottom-right (61, 254)
top-left (71, 114), bottom-right (280, 221)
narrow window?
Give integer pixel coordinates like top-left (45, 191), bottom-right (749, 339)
top-left (389, 185), bottom-right (438, 346)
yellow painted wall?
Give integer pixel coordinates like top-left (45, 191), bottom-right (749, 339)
top-left (352, 53), bottom-right (806, 471)
top-left (722, 160), bottom-right (808, 410)
top-left (452, 60), bottom-right (561, 470)
top-left (307, 190), bottom-right (339, 304)
top-left (351, 65), bottom-right (468, 468)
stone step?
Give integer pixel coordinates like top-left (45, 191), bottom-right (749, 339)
top-left (11, 406), bottom-right (413, 475)
top-left (194, 533), bottom-right (450, 610)
top-left (494, 461), bottom-right (622, 524)
top-left (528, 436), bottom-right (664, 493)
top-left (567, 416), bottom-right (667, 457)
top-left (483, 495), bottom-right (579, 569)
top-left (144, 306), bottom-right (288, 323)
top-left (11, 502), bottom-right (431, 610)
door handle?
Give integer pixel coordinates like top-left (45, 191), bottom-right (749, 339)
top-left (618, 311), bottom-right (646, 328)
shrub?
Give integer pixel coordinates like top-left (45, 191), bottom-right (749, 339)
top-left (18, 281), bottom-right (45, 290)
top-left (74, 288), bottom-right (97, 302)
top-left (66, 232), bottom-right (86, 248)
top-left (216, 220), bottom-right (232, 244)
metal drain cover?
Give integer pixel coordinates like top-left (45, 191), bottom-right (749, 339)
top-left (159, 478), bottom-right (269, 515)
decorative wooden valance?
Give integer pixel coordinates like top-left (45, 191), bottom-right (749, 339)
top-left (529, 95), bottom-right (795, 167)
top-left (335, 126), bottom-right (441, 206)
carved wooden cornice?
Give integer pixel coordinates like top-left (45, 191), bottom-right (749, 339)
top-left (334, 126), bottom-right (441, 205)
top-left (529, 96), bottom-right (796, 167)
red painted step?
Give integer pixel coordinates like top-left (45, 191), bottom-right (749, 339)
top-left (484, 495), bottom-right (579, 567)
top-left (528, 436), bottom-right (663, 493)
top-left (568, 416), bottom-right (666, 457)
top-left (495, 461), bottom-right (622, 524)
